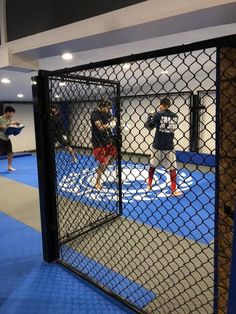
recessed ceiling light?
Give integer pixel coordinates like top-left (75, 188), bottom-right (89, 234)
top-left (62, 53), bottom-right (73, 60)
top-left (31, 79), bottom-right (37, 85)
top-left (1, 78), bottom-right (11, 84)
top-left (123, 63), bottom-right (131, 70)
top-left (161, 70), bottom-right (168, 75)
top-left (17, 93), bottom-right (24, 98)
top-left (59, 81), bottom-right (66, 87)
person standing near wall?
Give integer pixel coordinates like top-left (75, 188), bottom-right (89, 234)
top-left (145, 98), bottom-right (182, 196)
top-left (50, 104), bottom-right (77, 163)
top-left (0, 106), bottom-right (20, 171)
top-left (91, 98), bottom-right (117, 190)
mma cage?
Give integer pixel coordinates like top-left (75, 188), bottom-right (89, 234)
top-left (32, 35), bottom-right (236, 314)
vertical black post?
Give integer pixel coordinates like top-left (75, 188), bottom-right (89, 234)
top-left (115, 83), bottom-right (123, 216)
top-left (213, 46), bottom-right (220, 314)
top-left (228, 203), bottom-right (236, 313)
top-left (190, 93), bottom-right (200, 152)
top-left (0, 102), bottom-right (4, 115)
top-left (32, 71), bottom-right (59, 262)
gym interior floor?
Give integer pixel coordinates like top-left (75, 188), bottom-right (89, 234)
top-left (0, 154), bottom-right (135, 314)
top-left (0, 151), bottom-right (215, 314)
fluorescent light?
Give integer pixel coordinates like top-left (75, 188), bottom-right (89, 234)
top-left (17, 93), bottom-right (24, 98)
top-left (123, 63), bottom-right (131, 70)
top-left (62, 53), bottom-right (73, 60)
top-left (59, 82), bottom-right (66, 87)
top-left (1, 78), bottom-right (11, 84)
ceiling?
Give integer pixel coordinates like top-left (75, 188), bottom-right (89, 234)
top-left (0, 0), bottom-right (236, 102)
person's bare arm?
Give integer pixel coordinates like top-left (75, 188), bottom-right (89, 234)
top-left (11, 121), bottom-right (20, 126)
top-left (0, 120), bottom-right (6, 131)
top-left (95, 120), bottom-right (110, 131)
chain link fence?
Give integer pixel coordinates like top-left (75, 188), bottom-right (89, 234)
top-left (33, 37), bottom-right (236, 313)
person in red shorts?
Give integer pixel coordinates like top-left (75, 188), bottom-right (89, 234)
top-left (91, 98), bottom-right (117, 190)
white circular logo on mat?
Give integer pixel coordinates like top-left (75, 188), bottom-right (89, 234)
top-left (58, 163), bottom-right (194, 202)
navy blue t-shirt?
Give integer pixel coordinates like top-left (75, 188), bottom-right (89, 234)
top-left (91, 109), bottom-right (113, 148)
top-left (145, 110), bottom-right (178, 150)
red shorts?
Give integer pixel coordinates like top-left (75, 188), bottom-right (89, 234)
top-left (93, 144), bottom-right (117, 165)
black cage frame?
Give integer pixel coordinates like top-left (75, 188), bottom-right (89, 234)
top-left (32, 34), bottom-right (236, 314)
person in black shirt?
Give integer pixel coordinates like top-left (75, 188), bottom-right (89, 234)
top-left (145, 97), bottom-right (182, 196)
top-left (50, 104), bottom-right (77, 162)
top-left (91, 98), bottom-right (117, 190)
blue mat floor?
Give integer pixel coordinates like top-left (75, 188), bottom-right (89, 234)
top-left (0, 212), bottom-right (134, 314)
top-left (0, 153), bottom-right (215, 244)
top-left (62, 247), bottom-right (156, 308)
top-left (0, 155), bottom-right (38, 188)
top-left (57, 153), bottom-right (215, 244)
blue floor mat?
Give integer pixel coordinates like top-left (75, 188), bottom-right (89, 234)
top-left (63, 247), bottom-right (156, 308)
top-left (56, 152), bottom-right (215, 244)
top-left (0, 155), bottom-right (38, 188)
top-left (0, 212), bottom-right (134, 314)
top-left (0, 152), bottom-right (32, 160)
top-left (0, 153), bottom-right (215, 244)
top-left (0, 212), bottom-right (29, 239)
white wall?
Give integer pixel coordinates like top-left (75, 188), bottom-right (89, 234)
top-left (198, 91), bottom-right (216, 154)
top-left (76, 48), bottom-right (216, 95)
top-left (63, 48), bottom-right (216, 156)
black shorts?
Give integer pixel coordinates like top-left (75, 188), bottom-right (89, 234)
top-left (0, 139), bottom-right (13, 155)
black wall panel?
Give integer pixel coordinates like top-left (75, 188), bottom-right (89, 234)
top-left (6, 0), bottom-right (146, 41)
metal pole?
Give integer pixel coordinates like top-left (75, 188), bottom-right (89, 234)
top-left (32, 71), bottom-right (59, 262)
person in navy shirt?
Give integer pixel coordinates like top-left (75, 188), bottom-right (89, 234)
top-left (145, 97), bottom-right (182, 196)
top-left (91, 98), bottom-right (117, 190)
